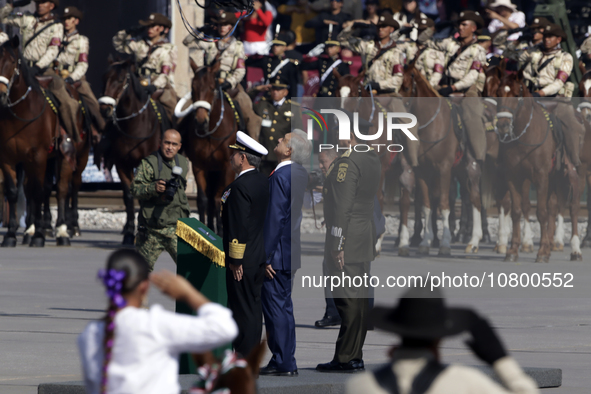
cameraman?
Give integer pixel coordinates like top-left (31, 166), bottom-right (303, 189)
top-left (131, 129), bottom-right (190, 271)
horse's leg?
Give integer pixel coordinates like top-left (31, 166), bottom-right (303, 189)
top-left (565, 160), bottom-right (582, 260)
top-left (1, 165), bottom-right (18, 247)
top-left (117, 167), bottom-right (136, 245)
top-left (495, 192), bottom-right (512, 254)
top-left (505, 179), bottom-right (522, 262)
top-left (417, 175), bottom-right (433, 255)
top-left (55, 155), bottom-right (72, 246)
top-left (24, 159), bottom-right (47, 247)
top-left (547, 188), bottom-right (558, 260)
top-left (410, 188), bottom-right (423, 246)
top-left (0, 170), bottom-right (4, 227)
top-left (206, 172), bottom-right (218, 234)
top-left (520, 179), bottom-right (534, 253)
top-left (448, 175), bottom-right (458, 242)
top-left (534, 171), bottom-right (551, 263)
top-left (69, 164), bottom-right (83, 237)
top-left (584, 170), bottom-right (591, 247)
top-left (465, 155), bottom-right (483, 254)
top-left (438, 164), bottom-right (453, 256)
top-left (398, 186), bottom-right (411, 256)
top-left (375, 159), bottom-right (387, 255)
top-left (41, 159), bottom-right (55, 239)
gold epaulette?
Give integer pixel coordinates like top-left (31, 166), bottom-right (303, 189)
top-left (341, 149), bottom-right (352, 158)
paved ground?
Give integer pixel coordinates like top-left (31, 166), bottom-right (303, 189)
top-left (0, 228), bottom-right (590, 393)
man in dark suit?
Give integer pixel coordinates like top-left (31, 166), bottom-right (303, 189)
top-left (222, 131), bottom-right (270, 357)
top-left (316, 113), bottom-right (381, 373)
top-left (260, 129), bottom-right (312, 376)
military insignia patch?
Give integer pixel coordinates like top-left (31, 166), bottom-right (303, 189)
top-left (221, 188), bottom-right (231, 203)
top-left (284, 111), bottom-right (292, 117)
top-left (337, 163), bottom-right (348, 182)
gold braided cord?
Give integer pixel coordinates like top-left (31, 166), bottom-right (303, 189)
top-left (150, 98), bottom-right (163, 124)
top-left (176, 221), bottom-right (226, 267)
top-left (223, 91), bottom-right (241, 125)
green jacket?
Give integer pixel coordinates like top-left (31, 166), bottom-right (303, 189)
top-left (323, 148), bottom-right (381, 264)
top-left (131, 152), bottom-right (190, 229)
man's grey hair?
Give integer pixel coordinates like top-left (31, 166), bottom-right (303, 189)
top-left (244, 152), bottom-right (262, 168)
top-left (288, 129), bottom-right (312, 165)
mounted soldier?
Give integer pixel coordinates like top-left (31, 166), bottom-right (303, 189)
top-left (399, 17), bottom-right (444, 88)
top-left (1, 0), bottom-right (81, 145)
top-left (56, 6), bottom-right (105, 132)
top-left (338, 10), bottom-right (420, 168)
top-left (112, 12), bottom-right (177, 123)
top-left (518, 23), bottom-right (583, 167)
top-left (430, 11), bottom-right (488, 165)
top-left (182, 12), bottom-right (262, 140)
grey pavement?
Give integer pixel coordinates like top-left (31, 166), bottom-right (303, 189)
top-left (0, 228), bottom-right (590, 393)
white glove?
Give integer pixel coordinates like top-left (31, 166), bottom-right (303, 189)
top-left (307, 43), bottom-right (326, 57)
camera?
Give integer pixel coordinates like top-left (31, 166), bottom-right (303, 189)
top-left (163, 166), bottom-right (183, 202)
top-left (307, 170), bottom-right (325, 190)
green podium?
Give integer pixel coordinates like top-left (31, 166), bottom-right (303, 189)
top-left (175, 217), bottom-right (230, 374)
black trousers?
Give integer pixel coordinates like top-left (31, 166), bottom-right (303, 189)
top-left (226, 263), bottom-right (266, 357)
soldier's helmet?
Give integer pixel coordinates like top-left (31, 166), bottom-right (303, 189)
top-left (139, 13), bottom-right (172, 29)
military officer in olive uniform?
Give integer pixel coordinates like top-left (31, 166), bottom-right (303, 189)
top-left (113, 13), bottom-right (177, 122)
top-left (56, 6), bottom-right (105, 131)
top-left (316, 112), bottom-right (381, 373)
top-left (519, 23), bottom-right (583, 166)
top-left (300, 32), bottom-right (351, 98)
top-left (429, 11), bottom-right (488, 164)
top-left (131, 129), bottom-right (190, 271)
top-left (254, 74), bottom-right (303, 176)
top-left (247, 30), bottom-right (300, 100)
top-left (183, 12), bottom-right (262, 140)
top-left (1, 0), bottom-right (81, 143)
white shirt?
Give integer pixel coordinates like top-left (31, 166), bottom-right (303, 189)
top-left (273, 97), bottom-right (286, 107)
top-left (77, 303), bottom-right (238, 394)
top-left (274, 160), bottom-right (292, 172)
top-left (238, 168), bottom-right (256, 178)
top-left (488, 11), bottom-right (525, 41)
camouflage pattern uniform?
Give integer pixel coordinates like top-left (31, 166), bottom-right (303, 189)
top-left (0, 4), bottom-right (81, 142)
top-left (401, 41), bottom-right (445, 87)
top-left (57, 28), bottom-right (106, 130)
top-left (183, 34), bottom-right (262, 140)
top-left (0, 31), bottom-right (8, 45)
top-left (519, 40), bottom-right (583, 166)
top-left (430, 36), bottom-right (488, 161)
top-left (112, 29), bottom-right (177, 121)
top-left (338, 22), bottom-right (420, 167)
top-left (131, 155), bottom-right (190, 271)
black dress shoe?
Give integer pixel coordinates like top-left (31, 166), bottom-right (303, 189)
top-left (259, 365), bottom-right (299, 376)
top-left (314, 315), bottom-right (342, 328)
top-left (316, 359), bottom-right (365, 373)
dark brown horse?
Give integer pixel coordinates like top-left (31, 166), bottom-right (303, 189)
top-left (98, 56), bottom-right (162, 244)
top-left (0, 36), bottom-right (59, 247)
top-left (495, 71), bottom-right (580, 262)
top-left (176, 58), bottom-right (238, 235)
top-left (577, 69), bottom-right (591, 249)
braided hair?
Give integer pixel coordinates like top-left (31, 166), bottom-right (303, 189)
top-left (98, 249), bottom-right (150, 394)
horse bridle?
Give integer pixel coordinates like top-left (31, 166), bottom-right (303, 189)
top-left (0, 58), bottom-right (33, 108)
top-left (495, 82), bottom-right (536, 144)
top-left (99, 72), bottom-right (153, 131)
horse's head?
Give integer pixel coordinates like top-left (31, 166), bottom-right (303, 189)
top-left (188, 56), bottom-right (220, 130)
top-left (99, 55), bottom-right (134, 117)
top-left (399, 62), bottom-right (440, 102)
top-left (495, 69), bottom-right (529, 137)
top-left (578, 72), bottom-right (591, 124)
top-left (483, 61), bottom-right (505, 98)
top-left (0, 36), bottom-right (21, 106)
top-left (335, 69), bottom-right (366, 109)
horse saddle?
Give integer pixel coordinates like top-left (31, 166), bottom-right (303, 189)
top-left (225, 86), bottom-right (240, 99)
top-left (35, 75), bottom-right (53, 89)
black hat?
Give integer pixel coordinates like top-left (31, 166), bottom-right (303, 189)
top-left (369, 282), bottom-right (474, 339)
top-left (377, 11), bottom-right (400, 29)
top-left (543, 23), bottom-right (567, 40)
top-left (325, 23), bottom-right (340, 46)
top-left (139, 13), bottom-right (172, 29)
top-left (62, 6), bottom-right (83, 20)
top-left (213, 11), bottom-right (238, 26)
top-left (270, 74), bottom-right (290, 90)
top-left (529, 16), bottom-right (551, 30)
top-left (229, 131), bottom-right (269, 157)
top-left (458, 10), bottom-right (484, 29)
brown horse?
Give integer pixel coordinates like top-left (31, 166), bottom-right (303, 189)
top-left (495, 71), bottom-right (581, 262)
top-left (190, 342), bottom-right (266, 394)
top-left (177, 58), bottom-right (238, 235)
top-left (575, 70), bottom-right (591, 249)
top-left (395, 63), bottom-right (479, 256)
top-left (98, 56), bottom-right (162, 245)
top-left (0, 36), bottom-right (59, 247)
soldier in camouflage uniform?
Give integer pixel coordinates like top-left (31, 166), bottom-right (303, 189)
top-left (254, 74), bottom-right (303, 176)
top-left (56, 6), bottom-right (105, 131)
top-left (0, 30), bottom-right (7, 45)
top-left (497, 17), bottom-right (550, 63)
top-left (400, 17), bottom-right (444, 88)
top-left (113, 13), bottom-right (177, 122)
top-left (430, 11), bottom-right (488, 163)
top-left (1, 0), bottom-right (81, 143)
top-left (519, 23), bottom-right (583, 166)
top-left (131, 129), bottom-right (190, 270)
top-left (183, 12), bottom-right (262, 140)
top-left (338, 11), bottom-right (420, 167)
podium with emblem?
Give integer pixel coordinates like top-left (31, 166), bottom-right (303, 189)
top-left (175, 217), bottom-right (230, 374)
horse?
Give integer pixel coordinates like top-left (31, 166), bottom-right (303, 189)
top-left (98, 56), bottom-right (163, 245)
top-left (576, 69), bottom-right (591, 249)
top-left (495, 71), bottom-right (581, 262)
top-left (176, 58), bottom-right (238, 235)
top-left (394, 62), bottom-right (486, 255)
top-left (190, 342), bottom-right (266, 394)
top-left (0, 36), bottom-right (60, 247)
